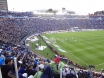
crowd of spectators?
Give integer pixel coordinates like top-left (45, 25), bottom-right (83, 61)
top-left (0, 41), bottom-right (104, 78)
top-left (0, 17), bottom-right (104, 45)
top-left (0, 11), bottom-right (34, 17)
top-left (0, 11), bottom-right (104, 78)
top-left (0, 18), bottom-right (28, 44)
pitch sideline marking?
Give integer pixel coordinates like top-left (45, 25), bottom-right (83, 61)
top-left (95, 63), bottom-right (104, 66)
top-left (58, 41), bottom-right (88, 66)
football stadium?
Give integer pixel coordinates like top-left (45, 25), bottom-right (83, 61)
top-left (0, 0), bottom-right (104, 78)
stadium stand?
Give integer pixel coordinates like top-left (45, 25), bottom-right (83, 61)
top-left (0, 11), bottom-right (104, 78)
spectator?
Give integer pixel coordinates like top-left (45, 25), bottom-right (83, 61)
top-left (0, 53), bottom-right (4, 65)
top-left (41, 65), bottom-right (53, 78)
top-left (50, 57), bottom-right (65, 78)
top-left (34, 64), bottom-right (44, 78)
top-left (1, 58), bottom-right (13, 78)
top-left (7, 62), bottom-right (25, 78)
top-left (66, 73), bottom-right (75, 78)
top-left (100, 73), bottom-right (104, 78)
top-left (25, 65), bottom-right (36, 77)
top-left (62, 65), bottom-right (69, 78)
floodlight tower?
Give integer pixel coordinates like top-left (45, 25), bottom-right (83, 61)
top-left (62, 8), bottom-right (66, 14)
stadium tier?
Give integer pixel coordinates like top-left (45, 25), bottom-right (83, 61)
top-left (0, 11), bottom-right (104, 78)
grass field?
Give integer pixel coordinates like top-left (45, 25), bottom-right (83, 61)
top-left (29, 36), bottom-right (55, 59)
top-left (30, 30), bottom-right (104, 71)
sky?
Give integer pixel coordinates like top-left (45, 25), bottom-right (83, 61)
top-left (7, 0), bottom-right (104, 15)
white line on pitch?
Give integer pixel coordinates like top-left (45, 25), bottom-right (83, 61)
top-left (59, 41), bottom-right (88, 66)
top-left (95, 63), bottom-right (104, 66)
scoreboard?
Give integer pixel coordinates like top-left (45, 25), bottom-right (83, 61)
top-left (0, 0), bottom-right (8, 11)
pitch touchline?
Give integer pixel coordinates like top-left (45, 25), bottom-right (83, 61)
top-left (95, 63), bottom-right (104, 66)
top-left (59, 41), bottom-right (88, 66)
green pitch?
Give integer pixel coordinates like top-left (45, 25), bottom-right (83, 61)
top-left (42, 30), bottom-right (104, 71)
top-left (29, 36), bottom-right (55, 59)
top-left (29, 30), bottom-right (104, 71)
